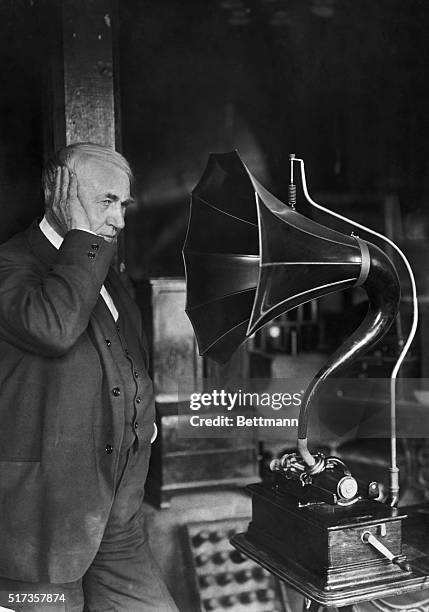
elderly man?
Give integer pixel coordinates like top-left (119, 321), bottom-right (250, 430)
top-left (0, 143), bottom-right (178, 612)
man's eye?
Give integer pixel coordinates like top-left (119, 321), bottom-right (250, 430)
top-left (102, 199), bottom-right (112, 205)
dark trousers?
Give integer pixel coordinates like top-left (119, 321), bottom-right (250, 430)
top-left (0, 443), bottom-right (178, 612)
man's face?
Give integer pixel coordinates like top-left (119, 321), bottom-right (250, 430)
top-left (74, 156), bottom-right (131, 242)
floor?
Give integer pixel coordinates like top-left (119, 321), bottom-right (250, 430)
top-left (143, 489), bottom-right (253, 612)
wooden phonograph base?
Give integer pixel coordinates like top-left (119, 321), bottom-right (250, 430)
top-left (231, 482), bottom-right (429, 608)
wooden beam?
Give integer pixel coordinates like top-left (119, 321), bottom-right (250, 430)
top-left (45, 0), bottom-right (118, 151)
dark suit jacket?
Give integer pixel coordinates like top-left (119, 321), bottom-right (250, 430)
top-left (0, 221), bottom-right (154, 583)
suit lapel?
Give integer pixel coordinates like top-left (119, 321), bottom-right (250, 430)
top-left (104, 269), bottom-right (128, 317)
top-left (104, 269), bottom-right (149, 367)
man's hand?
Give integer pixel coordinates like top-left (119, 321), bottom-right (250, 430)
top-left (48, 166), bottom-right (92, 235)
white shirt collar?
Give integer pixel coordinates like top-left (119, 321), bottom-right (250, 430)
top-left (39, 216), bottom-right (63, 250)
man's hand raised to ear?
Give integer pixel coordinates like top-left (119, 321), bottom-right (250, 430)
top-left (47, 166), bottom-right (93, 236)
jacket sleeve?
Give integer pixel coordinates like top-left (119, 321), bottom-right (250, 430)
top-left (0, 230), bottom-right (116, 357)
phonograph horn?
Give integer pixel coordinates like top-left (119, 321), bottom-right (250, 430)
top-left (183, 150), bottom-right (400, 467)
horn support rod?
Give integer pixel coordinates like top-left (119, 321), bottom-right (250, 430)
top-left (291, 156), bottom-right (419, 507)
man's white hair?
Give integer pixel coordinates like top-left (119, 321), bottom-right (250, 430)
top-left (42, 142), bottom-right (132, 206)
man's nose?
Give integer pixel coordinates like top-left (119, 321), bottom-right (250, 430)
top-left (108, 202), bottom-right (125, 230)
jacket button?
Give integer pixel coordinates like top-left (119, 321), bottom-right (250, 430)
top-left (91, 243), bottom-right (100, 250)
top-left (105, 444), bottom-right (113, 454)
top-left (134, 422), bottom-right (139, 429)
top-left (136, 396), bottom-right (141, 404)
top-left (112, 387), bottom-right (121, 397)
top-left (87, 251), bottom-right (96, 258)
top-left (134, 371), bottom-right (139, 378)
top-left (105, 339), bottom-right (112, 347)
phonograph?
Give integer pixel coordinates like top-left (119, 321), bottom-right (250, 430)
top-left (182, 151), bottom-right (429, 607)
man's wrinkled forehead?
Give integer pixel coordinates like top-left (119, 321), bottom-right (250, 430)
top-left (73, 152), bottom-right (125, 175)
top-left (74, 154), bottom-right (130, 195)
